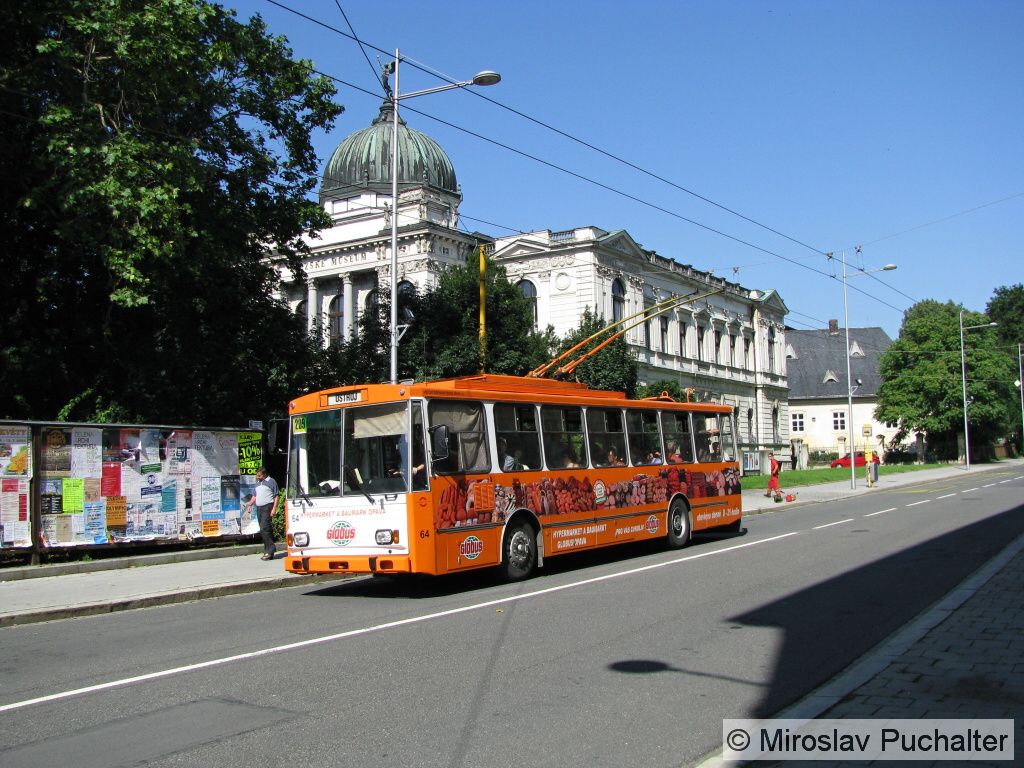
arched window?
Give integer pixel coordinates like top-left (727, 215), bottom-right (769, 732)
top-left (517, 280), bottom-right (538, 326)
top-left (365, 289), bottom-right (378, 312)
top-left (611, 278), bottom-right (625, 323)
top-left (768, 326), bottom-right (777, 371)
top-left (295, 299), bottom-right (308, 327)
top-left (327, 296), bottom-right (344, 346)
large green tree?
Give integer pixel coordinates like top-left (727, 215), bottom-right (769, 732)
top-left (876, 300), bottom-right (1013, 459)
top-left (987, 283), bottom-right (1024, 349)
top-left (1, 0), bottom-right (342, 424)
top-left (552, 308), bottom-right (638, 396)
top-left (326, 253), bottom-right (553, 384)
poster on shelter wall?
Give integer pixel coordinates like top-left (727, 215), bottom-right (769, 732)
top-left (0, 426), bottom-right (31, 478)
top-left (0, 478), bottom-right (31, 547)
top-left (167, 430), bottom-right (192, 474)
top-left (41, 428), bottom-right (72, 477)
top-left (237, 432), bottom-right (262, 476)
top-left (71, 428), bottom-right (102, 478)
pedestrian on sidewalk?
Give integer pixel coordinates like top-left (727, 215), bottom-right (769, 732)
top-left (765, 451), bottom-right (783, 501)
top-left (246, 466), bottom-right (279, 560)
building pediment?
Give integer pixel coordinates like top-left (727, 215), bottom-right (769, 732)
top-left (491, 237), bottom-right (553, 261)
top-left (596, 229), bottom-right (647, 260)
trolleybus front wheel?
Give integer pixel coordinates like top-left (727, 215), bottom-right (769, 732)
top-left (501, 520), bottom-right (538, 581)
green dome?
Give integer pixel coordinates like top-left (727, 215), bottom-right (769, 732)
top-left (320, 100), bottom-right (458, 203)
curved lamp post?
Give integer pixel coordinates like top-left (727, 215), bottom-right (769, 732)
top-left (841, 252), bottom-right (897, 489)
top-left (959, 311), bottom-right (997, 469)
top-left (388, 50), bottom-right (500, 383)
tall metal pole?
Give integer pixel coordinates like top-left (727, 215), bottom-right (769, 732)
top-left (843, 251), bottom-right (856, 490)
top-left (959, 310), bottom-right (970, 469)
top-left (389, 49), bottom-right (401, 385)
top-left (1018, 343), bottom-right (1023, 455)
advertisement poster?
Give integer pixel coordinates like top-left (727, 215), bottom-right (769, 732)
top-left (200, 476), bottom-right (221, 519)
top-left (106, 496), bottom-right (128, 527)
top-left (140, 429), bottom-right (162, 465)
top-left (101, 461), bottom-right (121, 496)
top-left (70, 428), bottom-right (103, 478)
top-left (213, 432), bottom-right (239, 475)
top-left (161, 480), bottom-right (177, 514)
top-left (0, 426), bottom-right (31, 477)
top-left (62, 477), bottom-right (85, 512)
top-left (220, 475), bottom-right (241, 514)
top-left (167, 430), bottom-right (192, 474)
top-left (84, 500), bottom-right (107, 544)
top-left (42, 428), bottom-right (72, 476)
top-left (140, 463), bottom-right (162, 498)
top-left (0, 478), bottom-right (31, 547)
top-left (237, 432), bottom-right (263, 476)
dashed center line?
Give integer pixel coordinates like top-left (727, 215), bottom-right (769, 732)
top-left (814, 518), bottom-right (854, 530)
top-left (936, 493), bottom-right (956, 499)
top-left (906, 500), bottom-right (931, 507)
top-left (864, 508), bottom-right (897, 517)
top-left (983, 483), bottom-right (997, 488)
top-left (963, 488), bottom-right (979, 493)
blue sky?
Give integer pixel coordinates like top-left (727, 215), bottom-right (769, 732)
top-left (229, 0), bottom-right (1023, 339)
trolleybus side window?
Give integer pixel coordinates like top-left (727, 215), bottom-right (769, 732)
top-left (719, 411), bottom-right (736, 462)
top-left (541, 405), bottom-right (586, 468)
top-left (626, 409), bottom-right (663, 465)
top-left (586, 408), bottom-right (627, 467)
top-left (494, 403), bottom-right (541, 471)
top-left (661, 411), bottom-right (696, 464)
top-left (289, 410), bottom-right (341, 498)
top-left (695, 414), bottom-right (723, 462)
top-left (427, 400), bottom-right (490, 475)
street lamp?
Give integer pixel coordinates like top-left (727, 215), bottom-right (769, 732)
top-left (959, 310), bottom-right (997, 470)
top-left (1017, 343), bottom-right (1024, 456)
top-left (840, 251), bottom-right (897, 489)
top-left (388, 50), bottom-right (500, 384)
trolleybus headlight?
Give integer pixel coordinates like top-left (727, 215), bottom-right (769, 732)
top-left (293, 532), bottom-right (309, 548)
top-left (375, 529), bottom-right (399, 545)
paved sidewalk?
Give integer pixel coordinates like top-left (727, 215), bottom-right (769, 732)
top-left (0, 547), bottom-right (344, 627)
top-left (765, 530), bottom-right (1024, 767)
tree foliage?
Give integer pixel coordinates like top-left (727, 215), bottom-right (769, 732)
top-left (553, 308), bottom-right (638, 396)
top-left (876, 300), bottom-right (1014, 458)
top-left (987, 283), bottom-right (1024, 350)
top-left (0, 0), bottom-right (342, 423)
top-left (328, 253), bottom-right (553, 384)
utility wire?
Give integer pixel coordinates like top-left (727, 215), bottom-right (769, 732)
top-left (270, 0), bottom-right (906, 314)
top-left (332, 0), bottom-right (382, 93)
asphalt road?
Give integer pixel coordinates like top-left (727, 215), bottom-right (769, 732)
top-left (1, 467), bottom-right (1022, 768)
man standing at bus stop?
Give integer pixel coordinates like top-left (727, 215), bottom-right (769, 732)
top-left (247, 466), bottom-right (279, 561)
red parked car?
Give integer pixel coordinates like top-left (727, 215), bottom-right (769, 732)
top-left (831, 451), bottom-right (880, 469)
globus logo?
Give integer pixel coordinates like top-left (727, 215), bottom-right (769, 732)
top-left (327, 521), bottom-right (356, 546)
top-left (459, 535), bottom-right (484, 560)
top-left (645, 515), bottom-right (659, 534)
top-left (593, 480), bottom-right (607, 505)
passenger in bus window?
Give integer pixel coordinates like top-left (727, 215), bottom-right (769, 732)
top-left (497, 437), bottom-right (522, 472)
top-left (513, 447), bottom-right (530, 470)
top-left (665, 440), bottom-right (682, 464)
top-left (606, 448), bottom-right (625, 467)
top-left (645, 449), bottom-right (663, 465)
top-left (561, 448), bottom-right (580, 469)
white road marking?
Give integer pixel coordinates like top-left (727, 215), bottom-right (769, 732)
top-left (906, 500), bottom-right (931, 507)
top-left (999, 479), bottom-right (1013, 484)
top-left (0, 531), bottom-right (799, 715)
top-left (963, 488), bottom-right (979, 493)
top-left (983, 483), bottom-right (997, 488)
top-left (936, 493), bottom-right (956, 499)
top-left (864, 508), bottom-right (897, 517)
top-left (814, 518), bottom-right (854, 530)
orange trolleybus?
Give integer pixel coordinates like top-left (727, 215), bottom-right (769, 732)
top-left (284, 374), bottom-right (742, 581)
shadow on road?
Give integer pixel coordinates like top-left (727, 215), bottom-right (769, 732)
top-left (728, 501), bottom-right (1024, 718)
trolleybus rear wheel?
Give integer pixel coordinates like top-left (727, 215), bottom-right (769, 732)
top-left (666, 498), bottom-right (691, 549)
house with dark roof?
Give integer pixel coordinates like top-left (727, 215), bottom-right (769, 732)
top-left (785, 322), bottom-right (898, 463)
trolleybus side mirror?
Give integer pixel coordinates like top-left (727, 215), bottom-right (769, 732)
top-left (429, 424), bottom-right (449, 462)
